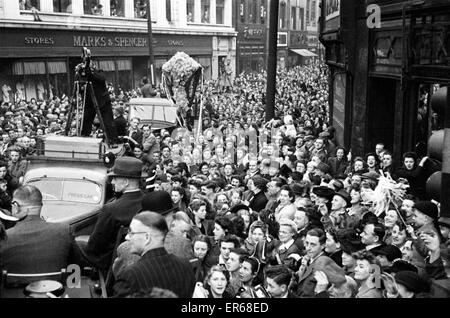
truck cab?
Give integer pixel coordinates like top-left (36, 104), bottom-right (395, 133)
top-left (23, 136), bottom-right (113, 236)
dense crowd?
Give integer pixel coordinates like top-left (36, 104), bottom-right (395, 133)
top-left (0, 61), bottom-right (449, 298)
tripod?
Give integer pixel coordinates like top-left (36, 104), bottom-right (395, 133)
top-left (65, 80), bottom-right (111, 146)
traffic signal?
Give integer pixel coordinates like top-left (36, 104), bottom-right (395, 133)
top-left (426, 130), bottom-right (443, 201)
top-left (426, 86), bottom-right (450, 217)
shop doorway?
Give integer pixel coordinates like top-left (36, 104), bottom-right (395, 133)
top-left (367, 77), bottom-right (396, 152)
top-left (415, 83), bottom-right (444, 148)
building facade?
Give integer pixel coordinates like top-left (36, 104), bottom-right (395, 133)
top-left (319, 0), bottom-right (450, 164)
top-left (268, 0), bottom-right (320, 69)
top-left (0, 0), bottom-right (236, 103)
top-left (233, 0), bottom-right (268, 74)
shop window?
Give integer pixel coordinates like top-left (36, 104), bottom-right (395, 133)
top-left (415, 84), bottom-right (444, 146)
top-left (48, 61), bottom-right (68, 100)
top-left (91, 60), bottom-right (115, 88)
top-left (193, 57), bottom-right (211, 80)
top-left (11, 61), bottom-right (69, 102)
top-left (134, 0), bottom-right (147, 18)
top-left (84, 0), bottom-right (103, 15)
top-left (201, 0), bottom-right (210, 23)
top-left (19, 0), bottom-right (40, 11)
top-left (111, 0), bottom-right (125, 17)
top-left (117, 59), bottom-right (132, 91)
top-left (154, 58), bottom-right (167, 87)
top-left (216, 0), bottom-right (224, 25)
top-left (186, 0), bottom-right (195, 22)
top-left (53, 0), bottom-right (72, 13)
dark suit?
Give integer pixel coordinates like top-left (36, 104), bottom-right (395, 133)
top-left (113, 247), bottom-right (195, 298)
top-left (0, 215), bottom-right (83, 273)
top-left (327, 157), bottom-right (349, 178)
top-left (114, 115), bottom-right (128, 137)
top-left (128, 128), bottom-right (143, 148)
top-left (249, 191), bottom-right (268, 213)
top-left (79, 69), bottom-right (117, 143)
top-left (85, 190), bottom-right (145, 270)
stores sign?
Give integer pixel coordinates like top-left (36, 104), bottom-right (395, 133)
top-left (73, 36), bottom-right (148, 47)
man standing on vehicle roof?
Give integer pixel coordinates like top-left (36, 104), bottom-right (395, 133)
top-left (82, 157), bottom-right (146, 272)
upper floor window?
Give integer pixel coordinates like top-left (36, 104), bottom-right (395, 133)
top-left (306, 0), bottom-right (310, 26)
top-left (84, 0), bottom-right (103, 15)
top-left (260, 1), bottom-right (267, 25)
top-left (201, 0), bottom-right (210, 23)
top-left (186, 0), bottom-right (195, 22)
top-left (291, 6), bottom-right (297, 30)
top-left (216, 0), bottom-right (224, 24)
top-left (240, 0), bottom-right (245, 23)
top-left (166, 0), bottom-right (172, 22)
top-left (300, 7), bottom-right (304, 30)
top-left (111, 0), bottom-right (125, 17)
top-left (53, 0), bottom-right (72, 13)
top-left (279, 1), bottom-right (287, 29)
top-left (311, 0), bottom-right (316, 27)
top-left (19, 0), bottom-right (40, 11)
top-left (134, 0), bottom-right (147, 19)
top-left (248, 1), bottom-right (254, 23)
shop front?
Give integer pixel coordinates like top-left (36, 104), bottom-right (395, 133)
top-left (319, 0), bottom-right (352, 149)
top-left (287, 30), bottom-right (312, 67)
top-left (236, 24), bottom-right (266, 74)
top-left (0, 28), bottom-right (214, 102)
top-left (320, 0), bottom-right (450, 162)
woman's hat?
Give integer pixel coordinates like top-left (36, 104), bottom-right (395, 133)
top-left (336, 229), bottom-right (364, 254)
top-left (312, 186), bottom-right (335, 200)
top-left (141, 191), bottom-right (178, 216)
top-left (386, 259), bottom-right (418, 274)
top-left (371, 245), bottom-right (402, 262)
top-left (107, 157), bottom-right (146, 179)
top-left (333, 190), bottom-right (351, 208)
top-left (394, 271), bottom-right (425, 294)
top-left (230, 204), bottom-right (250, 215)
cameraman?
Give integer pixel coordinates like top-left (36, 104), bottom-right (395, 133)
top-left (75, 57), bottom-right (118, 146)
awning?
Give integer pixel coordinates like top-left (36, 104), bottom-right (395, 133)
top-left (290, 49), bottom-right (318, 57)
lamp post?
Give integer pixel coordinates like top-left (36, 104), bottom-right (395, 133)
top-left (147, 0), bottom-right (155, 87)
top-left (265, 0), bottom-right (280, 122)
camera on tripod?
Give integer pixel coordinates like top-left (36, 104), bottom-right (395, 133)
top-left (75, 47), bottom-right (93, 79)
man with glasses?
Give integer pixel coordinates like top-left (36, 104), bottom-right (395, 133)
top-left (113, 212), bottom-right (195, 298)
top-left (0, 185), bottom-right (83, 273)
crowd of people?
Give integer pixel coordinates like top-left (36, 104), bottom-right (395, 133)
top-left (0, 61), bottom-right (449, 298)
